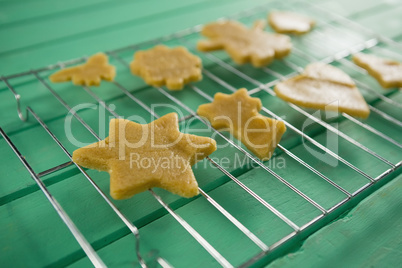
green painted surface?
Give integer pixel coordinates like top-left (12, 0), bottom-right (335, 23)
top-left (0, 0), bottom-right (401, 267)
top-left (269, 173), bottom-right (402, 268)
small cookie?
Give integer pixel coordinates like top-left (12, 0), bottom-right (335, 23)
top-left (130, 45), bottom-right (202, 90)
top-left (353, 53), bottom-right (402, 89)
top-left (269, 11), bottom-right (315, 35)
top-left (197, 20), bottom-right (292, 67)
top-left (197, 89), bottom-right (286, 160)
top-left (50, 53), bottom-right (116, 86)
top-left (72, 113), bottom-right (216, 199)
top-left (275, 63), bottom-right (370, 118)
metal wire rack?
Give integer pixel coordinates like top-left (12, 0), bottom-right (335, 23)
top-left (1, 1), bottom-right (401, 267)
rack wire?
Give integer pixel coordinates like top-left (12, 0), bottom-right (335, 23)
top-left (1, 0), bottom-right (401, 267)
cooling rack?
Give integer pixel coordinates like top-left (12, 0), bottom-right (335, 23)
top-left (1, 0), bottom-right (401, 267)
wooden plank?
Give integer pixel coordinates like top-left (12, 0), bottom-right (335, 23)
top-left (0, 0), bottom-right (269, 75)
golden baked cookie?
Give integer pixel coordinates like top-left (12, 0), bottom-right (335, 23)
top-left (197, 88), bottom-right (286, 160)
top-left (275, 62), bottom-right (370, 118)
top-left (197, 20), bottom-right (292, 67)
top-left (268, 11), bottom-right (315, 35)
top-left (130, 45), bottom-right (202, 90)
top-left (353, 53), bottom-right (402, 89)
top-left (50, 53), bottom-right (116, 86)
top-left (72, 113), bottom-right (216, 199)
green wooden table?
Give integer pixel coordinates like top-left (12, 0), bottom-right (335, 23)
top-left (1, 0), bottom-right (401, 267)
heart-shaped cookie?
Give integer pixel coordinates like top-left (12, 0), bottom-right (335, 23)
top-left (274, 63), bottom-right (370, 118)
top-left (353, 53), bottom-right (402, 89)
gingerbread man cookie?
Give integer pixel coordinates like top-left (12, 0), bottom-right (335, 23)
top-left (50, 53), bottom-right (116, 86)
top-left (130, 45), bottom-right (202, 90)
top-left (72, 113), bottom-right (216, 199)
top-left (197, 20), bottom-right (292, 67)
top-left (275, 62), bottom-right (370, 118)
top-left (353, 53), bottom-right (402, 89)
top-left (197, 89), bottom-right (286, 160)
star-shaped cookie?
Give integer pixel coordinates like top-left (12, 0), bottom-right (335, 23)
top-left (197, 89), bottom-right (286, 160)
top-left (50, 53), bottom-right (116, 86)
top-left (268, 11), bottom-right (315, 35)
top-left (353, 53), bottom-right (402, 89)
top-left (197, 20), bottom-right (292, 67)
top-left (130, 45), bottom-right (202, 90)
top-left (72, 113), bottom-right (217, 199)
top-left (274, 62), bottom-right (370, 118)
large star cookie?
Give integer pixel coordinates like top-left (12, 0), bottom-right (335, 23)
top-left (268, 11), bottom-right (315, 35)
top-left (130, 45), bottom-right (202, 90)
top-left (353, 53), bottom-right (402, 89)
top-left (197, 20), bottom-right (292, 67)
top-left (275, 62), bottom-right (370, 118)
top-left (50, 53), bottom-right (116, 86)
top-left (197, 89), bottom-right (286, 160)
top-left (72, 113), bottom-right (217, 199)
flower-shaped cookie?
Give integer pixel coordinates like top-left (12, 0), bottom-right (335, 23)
top-left (130, 45), bottom-right (202, 90)
top-left (197, 20), bottom-right (292, 67)
top-left (269, 11), bottom-right (315, 35)
top-left (197, 89), bottom-right (286, 160)
top-left (353, 53), bottom-right (402, 89)
top-left (72, 113), bottom-right (217, 199)
top-left (275, 62), bottom-right (370, 118)
top-left (50, 53), bottom-right (116, 86)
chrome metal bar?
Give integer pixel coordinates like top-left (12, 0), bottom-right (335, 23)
top-left (303, 1), bottom-right (402, 50)
top-left (319, 39), bottom-right (379, 65)
top-left (37, 161), bottom-right (73, 177)
top-left (367, 104), bottom-right (402, 128)
top-left (149, 189), bottom-right (234, 268)
top-left (33, 72), bottom-right (101, 140)
top-left (111, 80), bottom-right (159, 118)
top-left (277, 144), bottom-right (351, 197)
top-left (199, 187), bottom-right (270, 251)
top-left (342, 113), bottom-right (402, 148)
top-left (1, 77), bottom-right (28, 121)
top-left (206, 156), bottom-right (300, 231)
top-left (81, 86), bottom-right (120, 118)
top-left (157, 258), bottom-right (173, 268)
top-left (0, 127), bottom-right (106, 268)
top-left (26, 107), bottom-right (147, 268)
top-left (311, 17), bottom-right (402, 65)
top-left (260, 104), bottom-right (374, 181)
